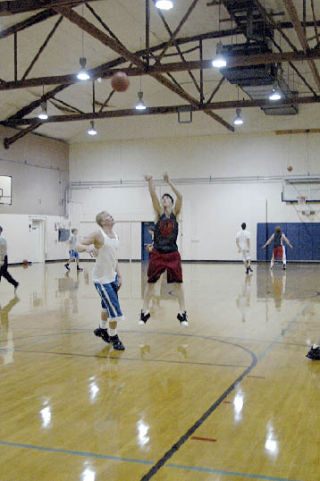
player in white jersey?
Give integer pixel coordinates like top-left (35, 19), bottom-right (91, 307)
top-left (0, 226), bottom-right (19, 293)
top-left (76, 211), bottom-right (125, 351)
top-left (236, 223), bottom-right (253, 275)
top-left (65, 228), bottom-right (83, 272)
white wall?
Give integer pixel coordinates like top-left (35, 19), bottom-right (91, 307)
top-left (69, 132), bottom-right (320, 261)
top-left (0, 126), bottom-right (69, 216)
top-left (0, 214), bottom-right (70, 264)
top-left (0, 126), bottom-right (70, 262)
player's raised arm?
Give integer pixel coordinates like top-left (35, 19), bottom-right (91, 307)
top-left (262, 234), bottom-right (274, 249)
top-left (145, 175), bottom-right (162, 218)
top-left (163, 172), bottom-right (182, 217)
top-left (282, 234), bottom-right (293, 249)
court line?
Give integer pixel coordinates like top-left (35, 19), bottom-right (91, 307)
top-left (9, 348), bottom-right (250, 370)
top-left (166, 463), bottom-right (304, 481)
top-left (0, 440), bottom-right (153, 466)
top-left (138, 304), bottom-right (309, 481)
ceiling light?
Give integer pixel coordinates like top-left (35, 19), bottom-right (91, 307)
top-left (135, 91), bottom-right (146, 110)
top-left (212, 41), bottom-right (227, 69)
top-left (87, 120), bottom-right (97, 136)
top-left (269, 87), bottom-right (282, 101)
top-left (38, 101), bottom-right (48, 120)
top-left (155, 0), bottom-right (173, 10)
top-left (77, 57), bottom-right (90, 81)
top-left (233, 108), bottom-right (244, 126)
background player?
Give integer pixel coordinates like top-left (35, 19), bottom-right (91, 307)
top-left (65, 228), bottom-right (83, 272)
top-left (262, 226), bottom-right (293, 270)
top-left (236, 222), bottom-right (252, 275)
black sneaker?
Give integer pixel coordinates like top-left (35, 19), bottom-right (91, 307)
top-left (64, 263), bottom-right (70, 271)
top-left (283, 264), bottom-right (286, 270)
top-left (14, 282), bottom-right (19, 294)
top-left (139, 310), bottom-right (150, 325)
top-left (77, 267), bottom-right (83, 271)
top-left (306, 346), bottom-right (320, 360)
top-left (246, 267), bottom-right (249, 275)
top-left (110, 335), bottom-right (125, 351)
top-left (94, 327), bottom-right (110, 343)
top-left (249, 267), bottom-right (253, 272)
top-left (177, 311), bottom-right (188, 326)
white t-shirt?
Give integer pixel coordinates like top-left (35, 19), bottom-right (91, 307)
top-left (92, 228), bottom-right (119, 284)
top-left (69, 234), bottom-right (77, 250)
top-left (236, 229), bottom-right (251, 250)
top-left (0, 236), bottom-right (7, 262)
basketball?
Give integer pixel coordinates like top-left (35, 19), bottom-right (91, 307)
top-left (111, 71), bottom-right (130, 92)
top-left (22, 259), bottom-right (29, 268)
top-left (287, 166), bottom-right (293, 172)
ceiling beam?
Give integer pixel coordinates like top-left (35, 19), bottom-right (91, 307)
top-left (1, 49), bottom-right (320, 91)
top-left (0, 9), bottom-right (57, 38)
top-left (54, 5), bottom-right (234, 132)
top-left (3, 96), bottom-right (319, 127)
top-left (283, 0), bottom-right (320, 91)
top-left (0, 0), bottom-right (101, 16)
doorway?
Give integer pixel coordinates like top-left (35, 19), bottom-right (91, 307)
top-left (31, 219), bottom-right (45, 263)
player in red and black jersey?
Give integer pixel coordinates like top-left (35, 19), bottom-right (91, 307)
top-left (140, 173), bottom-right (188, 326)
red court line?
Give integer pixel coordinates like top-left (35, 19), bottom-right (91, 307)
top-left (191, 436), bottom-right (217, 442)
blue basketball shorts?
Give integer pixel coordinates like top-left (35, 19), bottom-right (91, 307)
top-left (69, 250), bottom-right (79, 259)
top-left (94, 278), bottom-right (124, 321)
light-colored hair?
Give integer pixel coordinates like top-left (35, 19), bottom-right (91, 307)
top-left (96, 211), bottom-right (107, 226)
top-left (275, 226), bottom-right (282, 233)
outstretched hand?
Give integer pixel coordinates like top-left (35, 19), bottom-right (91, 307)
top-left (144, 175), bottom-right (152, 182)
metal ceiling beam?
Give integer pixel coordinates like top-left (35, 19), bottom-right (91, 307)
top-left (22, 16), bottom-right (63, 80)
top-left (154, 0), bottom-right (201, 64)
top-left (283, 0), bottom-right (320, 90)
top-left (1, 49), bottom-right (320, 91)
top-left (0, 9), bottom-right (57, 38)
top-left (3, 95), bottom-right (319, 127)
top-left (54, 5), bottom-right (234, 132)
top-left (0, 0), bottom-right (101, 16)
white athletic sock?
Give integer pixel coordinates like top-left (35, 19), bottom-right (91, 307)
top-left (312, 344), bottom-right (320, 349)
top-left (100, 320), bottom-right (108, 329)
top-left (108, 328), bottom-right (117, 337)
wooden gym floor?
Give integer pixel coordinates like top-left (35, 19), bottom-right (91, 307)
top-left (0, 261), bottom-right (319, 481)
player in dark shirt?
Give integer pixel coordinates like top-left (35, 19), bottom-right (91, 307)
top-left (140, 173), bottom-right (188, 326)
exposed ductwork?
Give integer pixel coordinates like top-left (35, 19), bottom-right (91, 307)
top-left (220, 0), bottom-right (298, 115)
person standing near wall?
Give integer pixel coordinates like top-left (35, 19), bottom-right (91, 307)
top-left (65, 228), bottom-right (83, 272)
top-left (262, 226), bottom-right (293, 270)
top-left (140, 172), bottom-right (188, 326)
top-left (0, 226), bottom-right (19, 293)
top-left (236, 222), bottom-right (253, 275)
top-left (76, 211), bottom-right (125, 351)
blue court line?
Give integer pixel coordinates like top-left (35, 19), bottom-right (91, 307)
top-left (0, 440), bottom-right (153, 466)
top-left (257, 304), bottom-right (309, 361)
top-left (167, 463), bottom-right (304, 481)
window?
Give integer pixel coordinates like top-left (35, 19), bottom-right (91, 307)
top-left (0, 176), bottom-right (12, 205)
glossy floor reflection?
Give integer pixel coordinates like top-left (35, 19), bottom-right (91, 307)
top-left (0, 261), bottom-right (319, 481)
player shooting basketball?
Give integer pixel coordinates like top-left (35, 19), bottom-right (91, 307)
top-left (140, 173), bottom-right (188, 326)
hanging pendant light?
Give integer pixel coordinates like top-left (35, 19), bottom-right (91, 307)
top-left (135, 91), bottom-right (146, 110)
top-left (233, 108), bottom-right (244, 126)
top-left (212, 41), bottom-right (227, 68)
top-left (77, 57), bottom-right (90, 81)
top-left (87, 120), bottom-right (97, 136)
top-left (155, 0), bottom-right (173, 10)
top-left (38, 101), bottom-right (48, 120)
